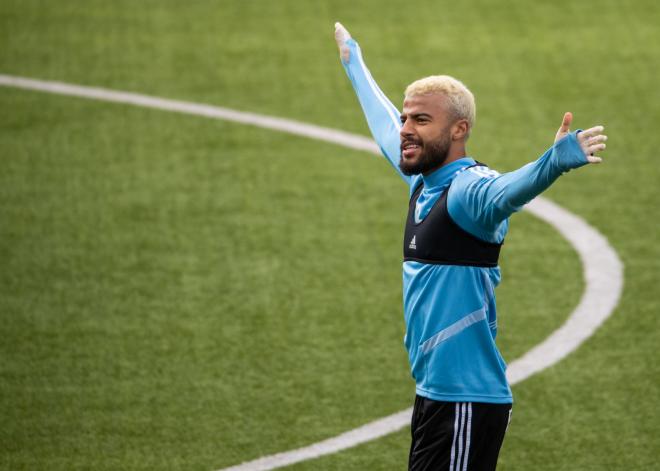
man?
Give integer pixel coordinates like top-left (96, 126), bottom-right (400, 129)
top-left (333, 23), bottom-right (607, 470)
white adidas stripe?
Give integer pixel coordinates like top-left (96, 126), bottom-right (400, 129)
top-left (462, 403), bottom-right (473, 471)
top-left (450, 402), bottom-right (460, 471)
top-left (450, 402), bottom-right (473, 471)
top-left (457, 403), bottom-right (467, 471)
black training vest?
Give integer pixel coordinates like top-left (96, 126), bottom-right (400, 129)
top-left (403, 166), bottom-right (502, 267)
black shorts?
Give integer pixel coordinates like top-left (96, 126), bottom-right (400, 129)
top-left (409, 396), bottom-right (512, 471)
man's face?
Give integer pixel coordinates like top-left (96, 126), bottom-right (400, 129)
top-left (399, 93), bottom-right (454, 176)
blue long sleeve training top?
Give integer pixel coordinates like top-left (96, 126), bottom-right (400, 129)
top-left (341, 38), bottom-right (588, 403)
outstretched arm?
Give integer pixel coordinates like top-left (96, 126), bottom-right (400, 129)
top-left (448, 114), bottom-right (608, 240)
top-left (335, 23), bottom-right (410, 184)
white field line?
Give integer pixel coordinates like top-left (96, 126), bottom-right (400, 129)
top-left (0, 74), bottom-right (624, 471)
top-left (0, 74), bottom-right (380, 155)
top-left (507, 197), bottom-right (624, 383)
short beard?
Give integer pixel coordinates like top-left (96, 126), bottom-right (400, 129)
top-left (399, 133), bottom-right (452, 176)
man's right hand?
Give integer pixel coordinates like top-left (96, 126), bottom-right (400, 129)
top-left (334, 22), bottom-right (352, 62)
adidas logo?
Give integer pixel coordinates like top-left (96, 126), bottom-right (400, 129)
top-left (409, 235), bottom-right (417, 250)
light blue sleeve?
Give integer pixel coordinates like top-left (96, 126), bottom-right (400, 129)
top-left (447, 132), bottom-right (589, 243)
top-left (340, 39), bottom-right (411, 185)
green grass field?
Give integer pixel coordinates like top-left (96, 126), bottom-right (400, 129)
top-left (1, 1), bottom-right (659, 470)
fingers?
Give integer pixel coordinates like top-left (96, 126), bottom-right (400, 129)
top-left (558, 112), bottom-right (572, 134)
top-left (334, 22), bottom-right (351, 62)
top-left (586, 142), bottom-right (607, 154)
top-left (579, 125), bottom-right (605, 140)
top-left (578, 125), bottom-right (607, 164)
top-left (334, 22), bottom-right (351, 45)
top-left (554, 112), bottom-right (573, 143)
top-left (585, 134), bottom-right (608, 146)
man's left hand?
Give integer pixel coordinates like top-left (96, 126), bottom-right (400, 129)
top-left (555, 112), bottom-right (607, 164)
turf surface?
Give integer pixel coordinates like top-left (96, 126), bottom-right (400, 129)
top-left (1, 0), bottom-right (658, 470)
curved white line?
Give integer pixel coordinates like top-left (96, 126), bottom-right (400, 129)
top-left (509, 197), bottom-right (624, 383)
top-left (0, 74), bottom-right (624, 471)
top-left (0, 74), bottom-right (380, 155)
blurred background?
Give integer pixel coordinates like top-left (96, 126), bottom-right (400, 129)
top-left (1, 0), bottom-right (658, 469)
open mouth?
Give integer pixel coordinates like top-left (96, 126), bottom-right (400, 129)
top-left (401, 141), bottom-right (421, 158)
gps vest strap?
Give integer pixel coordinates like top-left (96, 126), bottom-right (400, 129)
top-left (403, 165), bottom-right (502, 267)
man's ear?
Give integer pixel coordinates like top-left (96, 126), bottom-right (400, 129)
top-left (452, 120), bottom-right (470, 140)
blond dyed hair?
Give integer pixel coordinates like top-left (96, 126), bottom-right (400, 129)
top-left (405, 75), bottom-right (476, 130)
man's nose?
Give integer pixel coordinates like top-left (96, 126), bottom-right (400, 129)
top-left (400, 120), bottom-right (414, 139)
